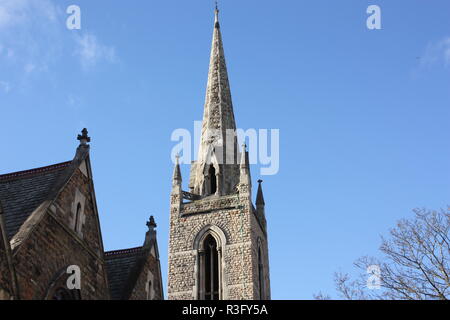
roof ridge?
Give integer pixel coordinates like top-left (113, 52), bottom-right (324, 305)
top-left (104, 246), bottom-right (143, 257)
top-left (0, 161), bottom-right (72, 182)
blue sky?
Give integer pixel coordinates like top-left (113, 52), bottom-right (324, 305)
top-left (1, 0), bottom-right (449, 299)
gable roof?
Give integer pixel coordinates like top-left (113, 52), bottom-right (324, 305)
top-left (0, 162), bottom-right (71, 239)
top-left (104, 247), bottom-right (145, 300)
top-left (0, 143), bottom-right (90, 243)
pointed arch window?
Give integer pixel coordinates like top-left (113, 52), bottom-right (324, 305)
top-left (45, 268), bottom-right (82, 300)
top-left (204, 235), bottom-right (219, 300)
top-left (51, 287), bottom-right (81, 300)
top-left (194, 226), bottom-right (227, 300)
top-left (52, 288), bottom-right (72, 300)
top-left (198, 234), bottom-right (221, 300)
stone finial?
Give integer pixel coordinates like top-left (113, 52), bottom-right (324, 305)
top-left (144, 215), bottom-right (157, 248)
top-left (77, 128), bottom-right (91, 145)
top-left (240, 143), bottom-right (248, 167)
top-left (146, 216), bottom-right (157, 230)
top-left (173, 154), bottom-right (182, 185)
top-left (256, 179), bottom-right (265, 206)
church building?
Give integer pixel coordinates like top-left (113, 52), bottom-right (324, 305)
top-left (0, 129), bottom-right (163, 300)
top-left (0, 6), bottom-right (270, 302)
top-left (167, 8), bottom-right (271, 300)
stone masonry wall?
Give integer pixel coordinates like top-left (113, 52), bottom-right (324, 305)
top-left (11, 168), bottom-right (109, 300)
top-left (168, 192), bottom-right (268, 300)
top-left (52, 167), bottom-right (103, 256)
top-left (250, 212), bottom-right (271, 299)
top-left (128, 250), bottom-right (163, 300)
top-left (0, 226), bottom-right (12, 298)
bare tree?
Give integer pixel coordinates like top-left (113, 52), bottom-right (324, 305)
top-left (322, 208), bottom-right (450, 300)
top-left (312, 291), bottom-right (331, 300)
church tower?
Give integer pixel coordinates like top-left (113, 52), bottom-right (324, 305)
top-left (167, 7), bottom-right (271, 300)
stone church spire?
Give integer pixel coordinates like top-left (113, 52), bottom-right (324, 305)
top-left (190, 7), bottom-right (240, 197)
top-left (168, 7), bottom-right (271, 301)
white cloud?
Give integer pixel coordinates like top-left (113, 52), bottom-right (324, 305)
top-left (68, 94), bottom-right (75, 106)
top-left (444, 40), bottom-right (450, 67)
top-left (67, 93), bottom-right (82, 109)
top-left (0, 81), bottom-right (11, 93)
top-left (0, 45), bottom-right (15, 59)
top-left (0, 0), bottom-right (57, 29)
top-left (0, 0), bottom-right (117, 77)
top-left (74, 33), bottom-right (117, 70)
top-left (0, 0), bottom-right (28, 29)
top-left (24, 62), bottom-right (35, 73)
top-left (6, 47), bottom-right (14, 58)
top-left (421, 37), bottom-right (450, 69)
top-left (0, 0), bottom-right (61, 76)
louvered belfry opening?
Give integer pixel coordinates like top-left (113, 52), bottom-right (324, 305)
top-left (208, 165), bottom-right (217, 195)
top-left (204, 235), bottom-right (219, 300)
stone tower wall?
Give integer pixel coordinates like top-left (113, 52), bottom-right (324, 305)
top-left (167, 194), bottom-right (267, 300)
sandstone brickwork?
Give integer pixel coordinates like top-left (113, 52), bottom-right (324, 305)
top-left (168, 189), bottom-right (270, 300)
top-left (9, 167), bottom-right (109, 300)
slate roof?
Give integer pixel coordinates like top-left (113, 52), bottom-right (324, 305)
top-left (0, 162), bottom-right (72, 239)
top-left (104, 247), bottom-right (144, 300)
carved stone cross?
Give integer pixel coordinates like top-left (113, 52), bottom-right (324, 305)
top-left (77, 128), bottom-right (91, 145)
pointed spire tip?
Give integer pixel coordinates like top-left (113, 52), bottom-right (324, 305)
top-left (214, 1), bottom-right (220, 28)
